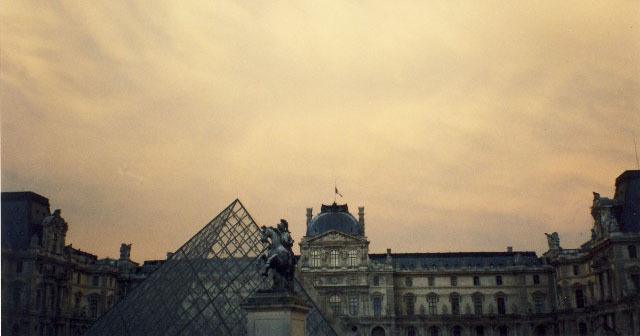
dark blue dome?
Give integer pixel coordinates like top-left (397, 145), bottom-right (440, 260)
top-left (306, 203), bottom-right (362, 237)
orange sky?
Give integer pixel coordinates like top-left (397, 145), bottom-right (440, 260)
top-left (2, 1), bottom-right (639, 262)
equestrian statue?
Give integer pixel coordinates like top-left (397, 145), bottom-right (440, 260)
top-left (259, 219), bottom-right (296, 292)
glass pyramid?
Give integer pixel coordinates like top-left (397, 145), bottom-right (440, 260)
top-left (85, 199), bottom-right (336, 336)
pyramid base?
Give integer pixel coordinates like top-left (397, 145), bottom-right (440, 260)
top-left (241, 291), bottom-right (311, 336)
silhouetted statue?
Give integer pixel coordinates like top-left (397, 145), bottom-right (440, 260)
top-left (545, 232), bottom-right (560, 250)
top-left (259, 219), bottom-right (296, 292)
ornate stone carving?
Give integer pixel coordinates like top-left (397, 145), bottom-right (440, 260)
top-left (545, 232), bottom-right (561, 250)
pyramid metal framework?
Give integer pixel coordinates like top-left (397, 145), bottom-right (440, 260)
top-left (85, 200), bottom-right (337, 336)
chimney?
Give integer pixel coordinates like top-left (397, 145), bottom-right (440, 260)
top-left (507, 246), bottom-right (513, 252)
top-left (358, 206), bottom-right (365, 235)
top-left (306, 208), bottom-right (313, 226)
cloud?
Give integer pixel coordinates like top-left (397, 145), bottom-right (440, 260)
top-left (2, 0), bottom-right (639, 260)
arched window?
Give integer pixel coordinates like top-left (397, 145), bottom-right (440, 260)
top-left (329, 295), bottom-right (341, 315)
top-left (628, 245), bottom-right (637, 259)
top-left (404, 293), bottom-right (416, 316)
top-left (311, 250), bottom-right (321, 267)
top-left (329, 250), bottom-right (339, 267)
top-left (348, 250), bottom-right (359, 266)
top-left (372, 326), bottom-right (386, 336)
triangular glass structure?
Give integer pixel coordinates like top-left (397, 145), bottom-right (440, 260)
top-left (85, 200), bottom-right (336, 336)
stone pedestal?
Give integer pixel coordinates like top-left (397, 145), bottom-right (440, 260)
top-left (241, 291), bottom-right (311, 336)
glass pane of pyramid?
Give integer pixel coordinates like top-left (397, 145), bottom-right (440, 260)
top-left (84, 199), bottom-right (337, 336)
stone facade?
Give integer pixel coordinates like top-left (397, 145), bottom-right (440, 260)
top-left (1, 192), bottom-right (163, 336)
top-left (297, 170), bottom-right (640, 336)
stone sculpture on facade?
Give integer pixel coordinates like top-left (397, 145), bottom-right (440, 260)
top-left (545, 232), bottom-right (561, 250)
top-left (259, 219), bottom-right (296, 292)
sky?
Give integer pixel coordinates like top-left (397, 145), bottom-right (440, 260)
top-left (2, 1), bottom-right (639, 262)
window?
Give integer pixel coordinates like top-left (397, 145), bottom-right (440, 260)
top-left (76, 273), bottom-right (81, 285)
top-left (629, 245), bottom-right (638, 259)
top-left (452, 326), bottom-right (462, 336)
top-left (631, 273), bottom-right (640, 291)
top-left (92, 276), bottom-right (99, 287)
top-left (88, 295), bottom-right (100, 318)
top-left (578, 322), bottom-right (587, 336)
top-left (373, 296), bottom-right (382, 318)
top-left (533, 293), bottom-right (544, 313)
top-left (404, 293), bottom-right (415, 316)
top-left (450, 276), bottom-right (458, 287)
top-left (450, 293), bottom-right (460, 315)
top-left (472, 293), bottom-right (483, 315)
top-left (533, 274), bottom-right (540, 285)
top-left (427, 293), bottom-right (438, 315)
top-left (75, 293), bottom-right (82, 307)
top-left (496, 275), bottom-right (503, 286)
top-left (428, 276), bottom-right (435, 287)
top-left (473, 276), bottom-right (480, 286)
top-left (496, 297), bottom-right (506, 315)
top-left (373, 275), bottom-right (380, 286)
top-left (573, 265), bottom-right (580, 276)
top-left (429, 326), bottom-right (440, 336)
top-left (475, 326), bottom-right (485, 336)
top-left (405, 277), bottom-right (413, 287)
top-left (575, 288), bottom-right (585, 308)
top-left (311, 250), bottom-right (321, 267)
top-left (407, 326), bottom-right (417, 336)
top-left (349, 297), bottom-right (358, 316)
top-left (16, 261), bottom-right (23, 273)
top-left (498, 326), bottom-right (509, 336)
top-left (347, 250), bottom-right (358, 266)
top-left (329, 250), bottom-right (339, 267)
top-left (329, 295), bottom-right (341, 315)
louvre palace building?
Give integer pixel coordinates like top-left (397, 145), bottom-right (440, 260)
top-left (2, 170), bottom-right (640, 336)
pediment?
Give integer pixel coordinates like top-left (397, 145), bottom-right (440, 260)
top-left (305, 230), bottom-right (365, 244)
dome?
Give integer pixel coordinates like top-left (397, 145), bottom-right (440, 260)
top-left (306, 203), bottom-right (362, 237)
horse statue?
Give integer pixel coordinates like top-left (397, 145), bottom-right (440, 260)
top-left (259, 219), bottom-right (296, 292)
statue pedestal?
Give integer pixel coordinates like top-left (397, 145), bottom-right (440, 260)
top-left (241, 290), bottom-right (311, 336)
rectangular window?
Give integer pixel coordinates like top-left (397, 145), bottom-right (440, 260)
top-left (575, 288), bottom-right (585, 308)
top-left (329, 250), bottom-right (339, 267)
top-left (428, 276), bottom-right (435, 287)
top-left (373, 297), bottom-right (382, 318)
top-left (534, 296), bottom-right (544, 313)
top-left (497, 297), bottom-right (506, 315)
top-left (496, 275), bottom-right (503, 286)
top-left (92, 276), bottom-right (100, 287)
top-left (450, 276), bottom-right (458, 287)
top-left (450, 295), bottom-right (460, 315)
top-left (349, 297), bottom-right (358, 316)
top-left (348, 250), bottom-right (359, 267)
top-left (533, 274), bottom-right (540, 285)
top-left (76, 273), bottom-right (81, 285)
top-left (311, 250), bottom-right (321, 267)
top-left (473, 276), bottom-right (480, 286)
top-left (427, 295), bottom-right (438, 315)
top-left (573, 265), bottom-right (580, 276)
top-left (473, 296), bottom-right (483, 315)
top-left (16, 261), bottom-right (23, 273)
